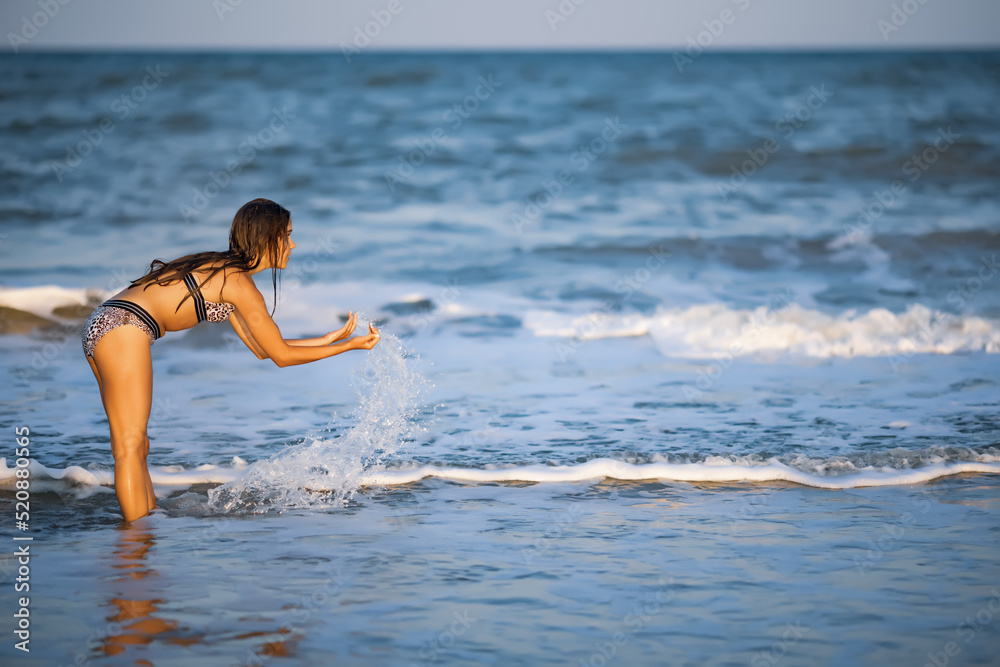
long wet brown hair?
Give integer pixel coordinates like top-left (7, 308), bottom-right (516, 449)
top-left (130, 198), bottom-right (290, 315)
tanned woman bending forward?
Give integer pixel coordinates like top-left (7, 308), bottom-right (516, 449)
top-left (82, 198), bottom-right (379, 522)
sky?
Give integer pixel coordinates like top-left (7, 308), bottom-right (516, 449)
top-left (3, 0), bottom-right (999, 52)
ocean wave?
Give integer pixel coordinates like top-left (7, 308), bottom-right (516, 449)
top-left (0, 457), bottom-right (248, 498)
top-left (0, 285), bottom-right (107, 321)
top-left (5, 448), bottom-right (998, 500)
top-left (364, 458), bottom-right (1000, 490)
top-left (524, 302), bottom-right (1000, 359)
top-left (3, 282), bottom-right (998, 360)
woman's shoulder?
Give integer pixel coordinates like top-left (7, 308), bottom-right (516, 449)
top-left (192, 258), bottom-right (245, 282)
top-left (196, 256), bottom-right (238, 271)
top-left (212, 264), bottom-right (257, 298)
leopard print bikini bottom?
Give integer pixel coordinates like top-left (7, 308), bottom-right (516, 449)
top-left (82, 301), bottom-right (161, 359)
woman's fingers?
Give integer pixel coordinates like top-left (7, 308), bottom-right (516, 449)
top-left (335, 312), bottom-right (358, 339)
top-left (358, 323), bottom-right (379, 348)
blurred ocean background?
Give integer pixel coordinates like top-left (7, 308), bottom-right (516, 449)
top-left (1, 52), bottom-right (999, 665)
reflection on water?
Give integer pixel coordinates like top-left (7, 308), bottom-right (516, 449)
top-left (100, 526), bottom-right (181, 659)
top-left (97, 523), bottom-right (302, 664)
top-left (233, 628), bottom-right (298, 662)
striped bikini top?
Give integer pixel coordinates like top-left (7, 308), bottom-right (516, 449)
top-left (183, 273), bottom-right (236, 323)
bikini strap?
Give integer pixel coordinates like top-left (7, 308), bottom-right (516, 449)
top-left (183, 273), bottom-right (207, 323)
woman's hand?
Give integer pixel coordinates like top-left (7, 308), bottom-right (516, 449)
top-left (350, 323), bottom-right (380, 350)
top-left (328, 311), bottom-right (358, 343)
top-left (285, 312), bottom-right (360, 347)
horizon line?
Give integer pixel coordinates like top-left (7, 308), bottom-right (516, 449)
top-left (5, 45), bottom-right (1000, 55)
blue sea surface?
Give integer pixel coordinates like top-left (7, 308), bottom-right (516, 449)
top-left (1, 52), bottom-right (999, 665)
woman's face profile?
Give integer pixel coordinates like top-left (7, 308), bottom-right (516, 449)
top-left (280, 221), bottom-right (295, 269)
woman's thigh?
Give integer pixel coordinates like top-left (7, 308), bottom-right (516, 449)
top-left (91, 324), bottom-right (154, 456)
top-left (86, 353), bottom-right (104, 402)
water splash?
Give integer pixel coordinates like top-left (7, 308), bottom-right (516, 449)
top-left (208, 331), bottom-right (427, 514)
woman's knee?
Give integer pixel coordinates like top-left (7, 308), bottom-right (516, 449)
top-left (110, 430), bottom-right (149, 462)
top-left (110, 424), bottom-right (147, 441)
top-left (111, 447), bottom-right (148, 467)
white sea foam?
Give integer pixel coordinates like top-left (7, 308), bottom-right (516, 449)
top-left (360, 458), bottom-right (1000, 489)
top-left (524, 302), bottom-right (1000, 359)
top-left (0, 457), bottom-right (248, 498)
top-left (0, 285), bottom-right (106, 319)
top-left (5, 449), bottom-right (998, 497)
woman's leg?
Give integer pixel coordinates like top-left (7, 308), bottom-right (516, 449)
top-left (143, 434), bottom-right (155, 510)
top-left (90, 325), bottom-right (156, 522)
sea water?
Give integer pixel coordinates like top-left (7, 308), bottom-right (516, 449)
top-left (1, 52), bottom-right (999, 665)
top-left (208, 332), bottom-right (428, 513)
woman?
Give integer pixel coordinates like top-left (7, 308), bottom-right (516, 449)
top-left (82, 198), bottom-right (380, 522)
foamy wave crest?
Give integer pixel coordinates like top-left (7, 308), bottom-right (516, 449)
top-left (0, 457), bottom-right (248, 498)
top-left (0, 284), bottom-right (108, 319)
top-left (206, 332), bottom-right (427, 514)
top-left (3, 448), bottom-right (998, 496)
top-left (524, 303), bottom-right (1000, 359)
top-left (361, 449), bottom-right (1000, 489)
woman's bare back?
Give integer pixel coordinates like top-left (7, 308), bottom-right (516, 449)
top-left (108, 263), bottom-right (239, 335)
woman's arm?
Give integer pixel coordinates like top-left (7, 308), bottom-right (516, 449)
top-left (225, 273), bottom-right (378, 366)
top-left (230, 309), bottom-right (361, 354)
top-left (228, 309), bottom-right (269, 359)
top-left (286, 312), bottom-right (359, 347)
